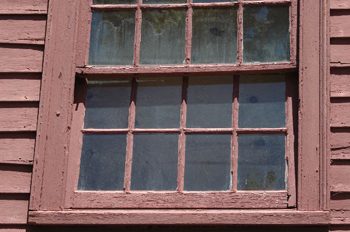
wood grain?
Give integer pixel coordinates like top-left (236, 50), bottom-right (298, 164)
top-left (0, 15), bottom-right (46, 45)
top-left (331, 68), bottom-right (350, 97)
top-left (0, 165), bottom-right (32, 194)
top-left (330, 164), bottom-right (350, 193)
top-left (0, 78), bottom-right (40, 102)
top-left (331, 43), bottom-right (350, 64)
top-left (331, 129), bottom-right (350, 160)
top-left (0, 134), bottom-right (35, 165)
top-left (331, 11), bottom-right (350, 38)
top-left (0, 0), bottom-right (48, 14)
top-left (331, 211), bottom-right (350, 224)
top-left (28, 210), bottom-right (329, 225)
top-left (331, 101), bottom-right (350, 127)
top-left (0, 197), bottom-right (29, 224)
top-left (0, 227), bottom-right (27, 232)
top-left (0, 104), bottom-right (38, 132)
top-left (331, 0), bottom-right (350, 9)
top-left (0, 45), bottom-right (43, 73)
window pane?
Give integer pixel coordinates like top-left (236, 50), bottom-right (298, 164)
top-left (93, 0), bottom-right (136, 4)
top-left (238, 134), bottom-right (285, 190)
top-left (78, 134), bottom-right (127, 190)
top-left (143, 0), bottom-right (186, 4)
top-left (192, 8), bottom-right (237, 64)
top-left (238, 75), bottom-right (285, 128)
top-left (131, 134), bottom-right (178, 190)
top-left (84, 79), bottom-right (131, 129)
top-left (184, 134), bottom-right (231, 191)
top-left (89, 11), bottom-right (135, 65)
top-left (187, 76), bottom-right (233, 128)
top-left (140, 9), bottom-right (186, 65)
top-left (243, 6), bottom-right (290, 63)
top-left (135, 78), bottom-right (182, 128)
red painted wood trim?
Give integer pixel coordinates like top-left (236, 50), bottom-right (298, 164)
top-left (72, 191), bottom-right (287, 209)
top-left (28, 210), bottom-right (330, 225)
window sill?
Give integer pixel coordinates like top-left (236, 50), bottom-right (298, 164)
top-left (28, 210), bottom-right (330, 226)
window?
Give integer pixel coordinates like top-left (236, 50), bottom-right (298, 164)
top-left (29, 0), bottom-right (329, 225)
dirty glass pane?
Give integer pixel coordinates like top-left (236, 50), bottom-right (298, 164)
top-left (135, 78), bottom-right (182, 128)
top-left (143, 0), bottom-right (186, 4)
top-left (187, 76), bottom-right (233, 128)
top-left (238, 75), bottom-right (285, 128)
top-left (243, 6), bottom-right (290, 63)
top-left (184, 134), bottom-right (231, 191)
top-left (93, 0), bottom-right (136, 4)
top-left (84, 79), bottom-right (132, 129)
top-left (89, 11), bottom-right (135, 65)
top-left (140, 9), bottom-right (186, 65)
top-left (78, 134), bottom-right (127, 190)
top-left (131, 134), bottom-right (178, 190)
top-left (193, 0), bottom-right (235, 3)
top-left (238, 134), bottom-right (285, 190)
top-left (192, 8), bottom-right (237, 64)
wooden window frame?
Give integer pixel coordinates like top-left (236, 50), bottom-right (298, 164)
top-left (28, 0), bottom-right (331, 226)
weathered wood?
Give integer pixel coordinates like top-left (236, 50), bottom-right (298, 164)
top-left (331, 11), bottom-right (350, 38)
top-left (0, 165), bottom-right (32, 194)
top-left (331, 128), bottom-right (350, 160)
top-left (331, 211), bottom-right (350, 224)
top-left (0, 227), bottom-right (27, 232)
top-left (331, 42), bottom-right (350, 64)
top-left (73, 191), bottom-right (287, 209)
top-left (0, 45), bottom-right (43, 73)
top-left (0, 134), bottom-right (35, 165)
top-left (331, 68), bottom-right (350, 97)
top-left (330, 226), bottom-right (350, 232)
top-left (331, 100), bottom-right (350, 127)
top-left (0, 103), bottom-right (38, 132)
top-left (0, 15), bottom-right (46, 45)
top-left (331, 0), bottom-right (350, 9)
top-left (0, 196), bottom-right (29, 224)
top-left (28, 210), bottom-right (329, 225)
top-left (330, 163), bottom-right (350, 193)
top-left (0, 0), bottom-right (48, 14)
top-left (0, 78), bottom-right (40, 102)
top-left (330, 192), bottom-right (350, 210)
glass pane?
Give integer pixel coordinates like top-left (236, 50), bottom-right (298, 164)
top-left (84, 79), bottom-right (132, 129)
top-left (192, 8), bottom-right (237, 64)
top-left (131, 134), bottom-right (178, 190)
top-left (187, 76), bottom-right (233, 128)
top-left (93, 0), bottom-right (136, 4)
top-left (135, 78), bottom-right (182, 128)
top-left (78, 134), bottom-right (127, 190)
top-left (238, 134), bottom-right (285, 190)
top-left (140, 9), bottom-right (186, 65)
top-left (89, 11), bottom-right (135, 65)
top-left (193, 0), bottom-right (235, 3)
top-left (243, 6), bottom-right (290, 63)
top-left (238, 75), bottom-right (285, 128)
top-left (184, 134), bottom-right (231, 191)
top-left (143, 0), bottom-right (186, 4)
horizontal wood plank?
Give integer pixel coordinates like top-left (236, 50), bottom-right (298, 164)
top-left (0, 78), bottom-right (40, 102)
top-left (331, 129), bottom-right (350, 159)
top-left (0, 227), bottom-right (27, 232)
top-left (28, 210), bottom-right (329, 225)
top-left (331, 11), bottom-right (350, 38)
top-left (0, 165), bottom-right (32, 194)
top-left (0, 134), bottom-right (35, 165)
top-left (0, 104), bottom-right (38, 132)
top-left (331, 43), bottom-right (350, 64)
top-left (0, 45), bottom-right (43, 73)
top-left (73, 191), bottom-right (287, 209)
top-left (0, 0), bottom-right (47, 14)
top-left (331, 0), bottom-right (350, 9)
top-left (331, 68), bottom-right (350, 97)
top-left (0, 15), bottom-right (46, 45)
top-left (331, 101), bottom-right (350, 127)
top-left (330, 164), bottom-right (350, 193)
top-left (331, 211), bottom-right (350, 224)
top-left (0, 197), bottom-right (29, 224)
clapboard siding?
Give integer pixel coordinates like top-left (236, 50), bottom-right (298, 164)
top-left (331, 128), bottom-right (350, 160)
top-left (331, 68), bottom-right (350, 97)
top-left (0, 195), bottom-right (29, 224)
top-left (330, 100), bottom-right (350, 127)
top-left (0, 78), bottom-right (40, 102)
top-left (331, 0), bottom-right (350, 9)
top-left (0, 227), bottom-right (27, 232)
top-left (331, 11), bottom-right (350, 38)
top-left (0, 165), bottom-right (32, 194)
top-left (0, 15), bottom-right (46, 45)
top-left (0, 104), bottom-right (38, 132)
top-left (331, 43), bottom-right (350, 64)
top-left (330, 162), bottom-right (350, 192)
top-left (0, 133), bottom-right (35, 165)
top-left (0, 0), bottom-right (47, 15)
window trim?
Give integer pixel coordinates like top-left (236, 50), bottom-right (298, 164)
top-left (28, 0), bottom-right (330, 225)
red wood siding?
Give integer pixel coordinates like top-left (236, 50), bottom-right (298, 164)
top-left (330, 0), bottom-right (350, 227)
top-left (0, 0), bottom-right (47, 231)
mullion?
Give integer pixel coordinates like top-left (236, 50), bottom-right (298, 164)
top-left (184, 0), bottom-right (193, 65)
top-left (232, 75), bottom-right (240, 191)
top-left (133, 0), bottom-right (142, 66)
top-left (237, 0), bottom-right (243, 65)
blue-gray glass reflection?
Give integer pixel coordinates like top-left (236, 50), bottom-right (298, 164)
top-left (187, 76), bottom-right (233, 128)
top-left (239, 75), bottom-right (286, 128)
top-left (238, 134), bottom-right (285, 190)
top-left (78, 134), bottom-right (127, 190)
top-left (140, 9), bottom-right (186, 65)
top-left (89, 11), bottom-right (135, 65)
top-left (84, 79), bottom-right (132, 129)
top-left (131, 134), bottom-right (178, 190)
top-left (192, 8), bottom-right (237, 64)
top-left (184, 134), bottom-right (231, 191)
top-left (135, 78), bottom-right (182, 128)
top-left (243, 6), bottom-right (290, 63)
